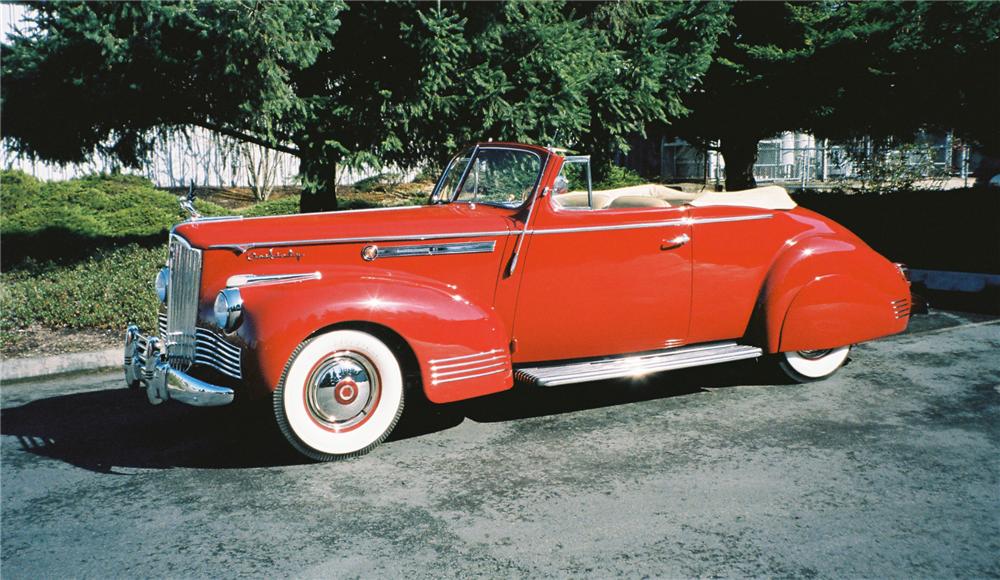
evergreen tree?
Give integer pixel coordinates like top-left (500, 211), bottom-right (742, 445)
top-left (673, 1), bottom-right (999, 191)
top-left (1, 1), bottom-right (727, 209)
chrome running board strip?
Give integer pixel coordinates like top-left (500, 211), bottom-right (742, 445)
top-left (514, 342), bottom-right (762, 387)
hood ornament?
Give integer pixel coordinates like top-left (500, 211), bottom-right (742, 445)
top-left (179, 180), bottom-right (202, 221)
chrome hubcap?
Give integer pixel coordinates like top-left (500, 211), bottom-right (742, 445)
top-left (306, 351), bottom-right (379, 430)
top-left (797, 349), bottom-right (832, 360)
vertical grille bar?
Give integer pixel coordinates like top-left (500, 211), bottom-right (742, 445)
top-left (166, 234), bottom-right (202, 370)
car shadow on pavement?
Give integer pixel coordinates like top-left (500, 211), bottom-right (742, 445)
top-left (391, 359), bottom-right (770, 440)
top-left (2, 360), bottom-right (771, 473)
top-left (1, 386), bottom-right (304, 472)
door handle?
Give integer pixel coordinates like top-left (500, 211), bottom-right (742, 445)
top-left (660, 233), bottom-right (690, 251)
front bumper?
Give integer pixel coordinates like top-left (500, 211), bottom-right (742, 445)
top-left (123, 325), bottom-right (235, 407)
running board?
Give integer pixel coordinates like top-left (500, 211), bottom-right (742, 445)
top-left (514, 342), bottom-right (763, 387)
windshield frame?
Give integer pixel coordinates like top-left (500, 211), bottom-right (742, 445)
top-left (429, 145), bottom-right (547, 209)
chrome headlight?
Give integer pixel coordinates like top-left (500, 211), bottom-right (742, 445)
top-left (213, 288), bottom-right (243, 332)
top-left (155, 267), bottom-right (170, 303)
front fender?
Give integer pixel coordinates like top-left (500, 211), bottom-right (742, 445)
top-left (759, 235), bottom-right (910, 353)
top-left (234, 267), bottom-right (513, 403)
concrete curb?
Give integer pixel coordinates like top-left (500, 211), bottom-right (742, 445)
top-left (1, 270), bottom-right (996, 382)
top-left (1, 348), bottom-right (120, 383)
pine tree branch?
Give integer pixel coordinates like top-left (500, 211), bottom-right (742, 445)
top-left (193, 121), bottom-right (300, 157)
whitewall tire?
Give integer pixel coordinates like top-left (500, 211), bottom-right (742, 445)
top-left (777, 346), bottom-right (851, 383)
top-left (274, 329), bottom-right (405, 461)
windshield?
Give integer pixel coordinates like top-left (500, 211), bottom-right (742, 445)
top-left (431, 147), bottom-right (543, 207)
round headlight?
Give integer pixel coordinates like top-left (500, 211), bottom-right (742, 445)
top-left (155, 267), bottom-right (170, 303)
top-left (213, 288), bottom-right (243, 332)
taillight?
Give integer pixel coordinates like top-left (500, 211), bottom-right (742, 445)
top-left (893, 262), bottom-right (910, 283)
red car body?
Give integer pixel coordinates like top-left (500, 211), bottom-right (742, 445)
top-left (124, 141), bottom-right (913, 460)
top-left (168, 142), bottom-right (909, 405)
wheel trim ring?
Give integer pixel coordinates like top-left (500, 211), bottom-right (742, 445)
top-left (797, 349), bottom-right (833, 361)
top-left (303, 350), bottom-right (382, 433)
top-left (783, 346), bottom-right (850, 378)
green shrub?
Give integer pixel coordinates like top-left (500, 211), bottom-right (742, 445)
top-left (0, 244), bottom-right (165, 351)
top-left (595, 165), bottom-right (647, 190)
top-left (351, 172), bottom-right (405, 193)
top-left (238, 195), bottom-right (301, 217)
top-left (0, 171), bottom-right (228, 266)
top-left (1, 170), bottom-right (227, 238)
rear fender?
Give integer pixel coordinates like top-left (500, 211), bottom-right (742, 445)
top-left (234, 267), bottom-right (513, 403)
top-left (758, 235), bottom-right (909, 353)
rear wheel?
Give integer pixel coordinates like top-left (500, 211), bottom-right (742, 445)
top-left (274, 329), bottom-right (405, 461)
top-left (776, 346), bottom-right (850, 383)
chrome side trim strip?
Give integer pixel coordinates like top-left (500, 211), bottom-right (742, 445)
top-left (376, 241), bottom-right (495, 259)
top-left (532, 219), bottom-right (687, 235)
top-left (210, 231), bottom-right (512, 254)
top-left (208, 213), bottom-right (775, 253)
top-left (690, 214), bottom-right (773, 225)
top-left (529, 214), bottom-right (772, 235)
top-left (515, 342), bottom-right (763, 387)
top-left (225, 272), bottom-right (322, 287)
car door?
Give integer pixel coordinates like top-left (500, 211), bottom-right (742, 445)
top-left (510, 191), bottom-right (693, 363)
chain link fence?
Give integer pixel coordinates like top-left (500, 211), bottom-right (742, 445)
top-left (661, 133), bottom-right (975, 190)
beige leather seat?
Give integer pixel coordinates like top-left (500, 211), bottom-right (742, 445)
top-left (608, 195), bottom-right (670, 208)
top-left (551, 192), bottom-right (610, 209)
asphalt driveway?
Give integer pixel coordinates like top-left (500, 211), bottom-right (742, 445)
top-left (2, 310), bottom-right (998, 578)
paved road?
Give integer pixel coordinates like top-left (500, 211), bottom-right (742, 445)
top-left (3, 311), bottom-right (999, 578)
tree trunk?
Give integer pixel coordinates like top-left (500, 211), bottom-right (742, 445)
top-left (719, 136), bottom-right (760, 191)
top-left (298, 153), bottom-right (338, 213)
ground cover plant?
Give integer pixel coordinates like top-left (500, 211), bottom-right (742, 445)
top-left (0, 171), bottom-right (431, 355)
top-left (1, 170), bottom-right (228, 265)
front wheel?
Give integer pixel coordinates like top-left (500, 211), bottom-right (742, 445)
top-left (776, 346), bottom-right (851, 383)
top-left (274, 329), bottom-right (405, 461)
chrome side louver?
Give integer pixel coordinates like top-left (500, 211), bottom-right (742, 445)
top-left (891, 298), bottom-right (911, 319)
top-left (429, 349), bottom-right (510, 385)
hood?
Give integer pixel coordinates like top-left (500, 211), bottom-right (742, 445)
top-left (174, 203), bottom-right (515, 251)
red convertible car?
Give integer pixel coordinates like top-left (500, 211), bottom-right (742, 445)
top-left (124, 142), bottom-right (912, 460)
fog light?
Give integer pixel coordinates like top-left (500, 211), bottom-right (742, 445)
top-left (213, 288), bottom-right (243, 332)
top-left (155, 267), bottom-right (170, 303)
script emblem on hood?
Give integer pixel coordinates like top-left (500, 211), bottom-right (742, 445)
top-left (246, 248), bottom-right (304, 262)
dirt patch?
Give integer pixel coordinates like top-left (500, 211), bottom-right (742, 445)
top-left (1, 325), bottom-right (120, 359)
top-left (161, 185), bottom-right (301, 211)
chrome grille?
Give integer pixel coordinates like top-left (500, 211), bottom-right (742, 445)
top-left (157, 311), bottom-right (242, 380)
top-left (166, 234), bottom-right (202, 370)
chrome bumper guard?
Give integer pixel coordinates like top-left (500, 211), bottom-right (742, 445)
top-left (124, 325), bottom-right (235, 407)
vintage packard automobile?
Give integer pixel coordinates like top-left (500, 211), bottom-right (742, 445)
top-left (124, 142), bottom-right (912, 460)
